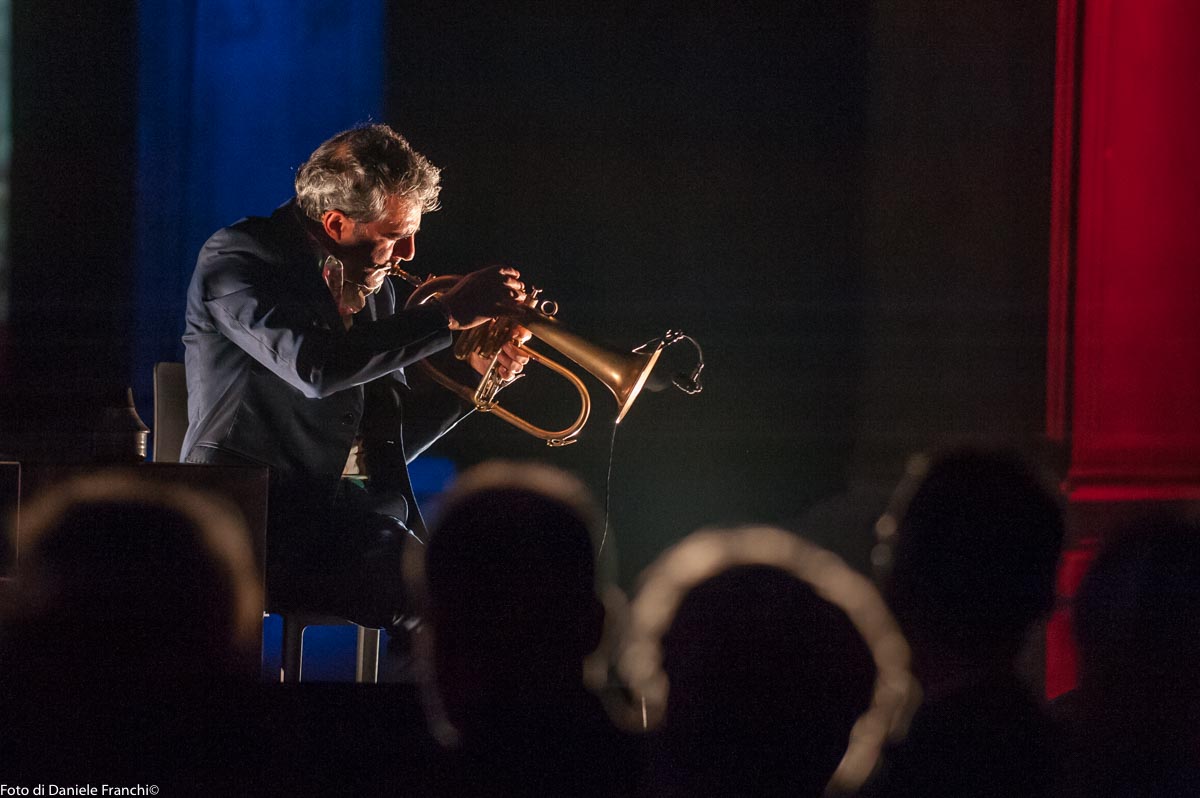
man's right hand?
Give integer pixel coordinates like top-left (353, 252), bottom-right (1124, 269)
top-left (437, 265), bottom-right (526, 330)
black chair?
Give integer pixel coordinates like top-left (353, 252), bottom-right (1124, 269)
top-left (152, 362), bottom-right (382, 683)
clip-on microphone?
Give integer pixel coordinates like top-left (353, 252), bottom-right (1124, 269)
top-left (634, 329), bottom-right (705, 395)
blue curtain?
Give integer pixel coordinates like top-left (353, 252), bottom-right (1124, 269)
top-left (134, 0), bottom-right (384, 412)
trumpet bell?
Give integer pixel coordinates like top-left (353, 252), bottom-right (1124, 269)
top-left (615, 344), bottom-right (663, 424)
top-left (521, 313), bottom-right (664, 427)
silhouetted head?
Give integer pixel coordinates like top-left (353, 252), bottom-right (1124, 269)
top-left (875, 447), bottom-right (1064, 665)
top-left (622, 527), bottom-right (915, 797)
top-left (408, 461), bottom-right (605, 736)
top-left (0, 472), bottom-right (262, 683)
top-left (1073, 514), bottom-right (1200, 742)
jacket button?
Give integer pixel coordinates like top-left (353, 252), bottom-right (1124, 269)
top-left (343, 413), bottom-right (356, 424)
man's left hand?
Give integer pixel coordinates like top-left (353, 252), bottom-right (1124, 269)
top-left (469, 327), bottom-right (532, 384)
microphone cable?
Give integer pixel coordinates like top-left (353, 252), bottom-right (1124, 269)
top-left (600, 330), bottom-right (705, 556)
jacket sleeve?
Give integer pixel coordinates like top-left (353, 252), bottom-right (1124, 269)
top-left (194, 226), bottom-right (454, 398)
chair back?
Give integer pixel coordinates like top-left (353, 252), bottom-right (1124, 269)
top-left (153, 362), bottom-right (188, 463)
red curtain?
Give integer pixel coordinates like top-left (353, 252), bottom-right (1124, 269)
top-left (1045, 0), bottom-right (1200, 697)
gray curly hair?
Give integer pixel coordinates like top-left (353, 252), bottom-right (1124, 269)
top-left (295, 124), bottom-right (442, 222)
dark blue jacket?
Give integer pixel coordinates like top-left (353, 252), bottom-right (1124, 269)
top-left (180, 200), bottom-right (469, 525)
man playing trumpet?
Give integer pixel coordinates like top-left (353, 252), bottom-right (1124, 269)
top-left (181, 123), bottom-right (529, 641)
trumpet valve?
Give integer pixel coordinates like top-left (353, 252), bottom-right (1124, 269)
top-left (525, 287), bottom-right (560, 318)
top-left (472, 351), bottom-right (507, 410)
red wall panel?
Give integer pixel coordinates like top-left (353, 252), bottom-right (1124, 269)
top-left (1046, 0), bottom-right (1200, 698)
top-left (1069, 0), bottom-right (1200, 494)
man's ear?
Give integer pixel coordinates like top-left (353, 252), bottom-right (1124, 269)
top-left (321, 209), bottom-right (355, 243)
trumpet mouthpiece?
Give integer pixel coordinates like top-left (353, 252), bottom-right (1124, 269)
top-left (386, 264), bottom-right (424, 287)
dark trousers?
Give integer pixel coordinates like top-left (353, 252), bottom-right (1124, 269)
top-left (266, 478), bottom-right (421, 629)
top-left (185, 444), bottom-right (418, 630)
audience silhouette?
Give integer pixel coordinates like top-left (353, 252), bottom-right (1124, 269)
top-left (622, 525), bottom-right (914, 797)
top-left (10, 450), bottom-right (1196, 797)
top-left (861, 446), bottom-right (1064, 797)
top-left (406, 460), bottom-right (637, 797)
top-left (1055, 514), bottom-right (1200, 797)
top-left (0, 471), bottom-right (263, 788)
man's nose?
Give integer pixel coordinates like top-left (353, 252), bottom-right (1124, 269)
top-left (393, 235), bottom-right (416, 262)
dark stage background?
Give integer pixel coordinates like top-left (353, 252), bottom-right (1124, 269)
top-left (0, 2), bottom-right (1056, 590)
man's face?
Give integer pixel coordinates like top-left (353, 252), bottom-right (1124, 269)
top-left (333, 194), bottom-right (422, 288)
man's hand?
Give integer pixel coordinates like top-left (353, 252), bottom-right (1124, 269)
top-left (438, 265), bottom-right (526, 330)
top-left (469, 327), bottom-right (533, 383)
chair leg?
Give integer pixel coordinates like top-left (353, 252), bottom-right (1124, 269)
top-left (281, 615), bottom-right (305, 683)
top-left (356, 626), bottom-right (381, 683)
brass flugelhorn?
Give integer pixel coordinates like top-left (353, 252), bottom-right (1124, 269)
top-left (389, 267), bottom-right (664, 446)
